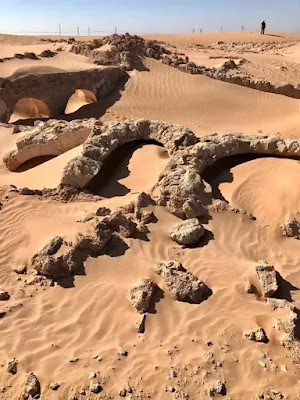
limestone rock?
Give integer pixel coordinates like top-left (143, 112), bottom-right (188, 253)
top-left (127, 279), bottom-right (157, 313)
top-left (154, 260), bottom-right (211, 304)
top-left (103, 211), bottom-right (136, 238)
top-left (255, 260), bottom-right (278, 298)
top-left (14, 265), bottom-right (27, 274)
top-left (169, 218), bottom-right (205, 245)
top-left (281, 217), bottom-right (300, 239)
top-left (24, 372), bottom-right (41, 398)
top-left (245, 328), bottom-right (268, 343)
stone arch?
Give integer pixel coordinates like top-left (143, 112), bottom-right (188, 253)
top-left (61, 119), bottom-right (198, 188)
top-left (65, 89), bottom-right (97, 115)
top-left (9, 98), bottom-right (51, 123)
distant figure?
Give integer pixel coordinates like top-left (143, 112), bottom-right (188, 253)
top-left (261, 20), bottom-right (266, 35)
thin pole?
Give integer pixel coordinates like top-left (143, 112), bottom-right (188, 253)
top-left (88, 26), bottom-right (91, 36)
top-left (77, 27), bottom-right (80, 36)
top-left (115, 26), bottom-right (117, 34)
top-left (59, 24), bottom-right (62, 36)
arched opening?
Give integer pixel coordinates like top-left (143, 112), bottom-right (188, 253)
top-left (202, 153), bottom-right (300, 224)
top-left (87, 140), bottom-right (169, 198)
top-left (65, 89), bottom-right (97, 115)
top-left (9, 98), bottom-right (51, 123)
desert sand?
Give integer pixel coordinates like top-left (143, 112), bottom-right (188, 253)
top-left (0, 31), bottom-right (299, 400)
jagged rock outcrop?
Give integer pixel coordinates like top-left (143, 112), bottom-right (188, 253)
top-left (169, 219), bottom-right (205, 245)
top-left (154, 260), bottom-right (211, 303)
top-left (127, 279), bottom-right (157, 313)
top-left (281, 217), bottom-right (300, 239)
top-left (255, 260), bottom-right (278, 298)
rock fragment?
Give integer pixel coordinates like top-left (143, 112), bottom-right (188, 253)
top-left (0, 289), bottom-right (10, 301)
top-left (136, 314), bottom-right (146, 333)
top-left (14, 265), bottom-right (27, 274)
top-left (245, 328), bottom-right (268, 343)
top-left (281, 217), bottom-right (300, 239)
top-left (255, 260), bottom-right (278, 298)
top-left (154, 260), bottom-right (211, 303)
top-left (103, 211), bottom-right (136, 238)
top-left (24, 372), bottom-right (41, 398)
top-left (127, 279), bottom-right (157, 313)
top-left (7, 358), bottom-right (18, 374)
top-left (169, 218), bottom-right (205, 245)
top-left (75, 221), bottom-right (112, 252)
top-left (89, 382), bottom-right (102, 394)
top-left (50, 383), bottom-right (60, 390)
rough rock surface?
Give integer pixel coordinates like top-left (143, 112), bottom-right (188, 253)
top-left (7, 358), bottom-right (18, 375)
top-left (255, 260), bottom-right (278, 298)
top-left (127, 279), bottom-right (157, 313)
top-left (0, 289), bottom-right (10, 301)
top-left (245, 328), bottom-right (269, 343)
top-left (281, 217), bottom-right (300, 239)
top-left (31, 236), bottom-right (78, 278)
top-left (103, 211), bottom-right (136, 238)
top-left (154, 260), bottom-right (211, 304)
top-left (5, 119), bottom-right (300, 223)
top-left (75, 220), bottom-right (112, 252)
top-left (169, 219), bottom-right (205, 245)
top-left (24, 372), bottom-right (41, 398)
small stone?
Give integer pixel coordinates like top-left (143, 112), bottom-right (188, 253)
top-left (169, 386), bottom-right (175, 393)
top-left (127, 279), bottom-right (157, 313)
top-left (170, 370), bottom-right (177, 378)
top-left (0, 290), bottom-right (10, 301)
top-left (118, 347), bottom-right (128, 356)
top-left (119, 388), bottom-right (127, 397)
top-left (7, 358), bottom-right (18, 374)
top-left (90, 382), bottom-right (102, 394)
top-left (14, 266), bottom-right (27, 274)
top-left (169, 218), bottom-right (205, 245)
top-left (245, 282), bottom-right (256, 294)
top-left (245, 328), bottom-right (268, 343)
top-left (280, 364), bottom-right (288, 372)
top-left (89, 372), bottom-right (97, 379)
top-left (0, 310), bottom-right (6, 318)
top-left (50, 382), bottom-right (60, 390)
top-left (259, 361), bottom-right (266, 368)
top-left (136, 314), bottom-right (146, 334)
top-left (96, 207), bottom-right (111, 216)
top-left (69, 357), bottom-right (79, 363)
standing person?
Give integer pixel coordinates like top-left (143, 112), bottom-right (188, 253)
top-left (261, 20), bottom-right (266, 34)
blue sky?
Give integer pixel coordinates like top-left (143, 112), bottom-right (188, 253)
top-left (1, 0), bottom-right (300, 35)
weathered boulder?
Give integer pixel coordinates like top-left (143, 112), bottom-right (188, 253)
top-left (255, 260), bottom-right (278, 298)
top-left (127, 279), bottom-right (157, 313)
top-left (169, 218), bottom-right (205, 245)
top-left (103, 211), bottom-right (136, 238)
top-left (281, 217), bottom-right (300, 239)
top-left (24, 372), bottom-right (41, 398)
top-left (245, 328), bottom-right (268, 343)
top-left (154, 260), bottom-right (211, 304)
